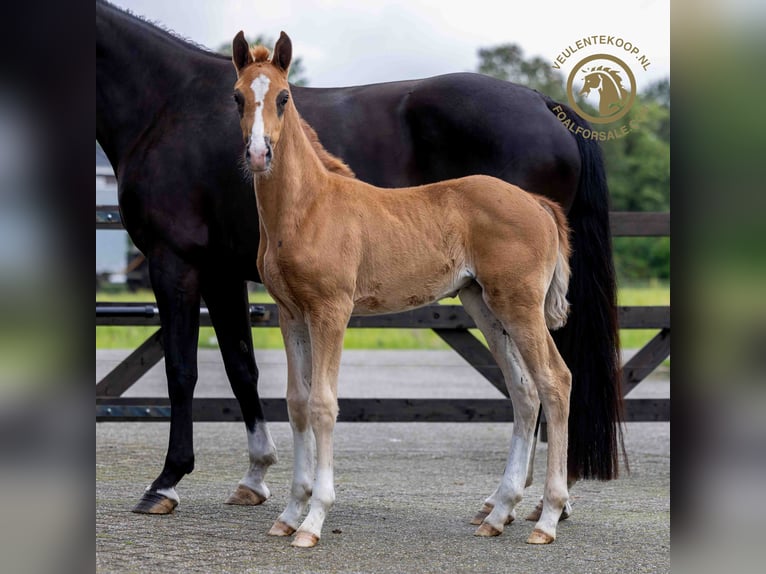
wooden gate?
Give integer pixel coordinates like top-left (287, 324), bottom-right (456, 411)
top-left (96, 205), bottom-right (669, 423)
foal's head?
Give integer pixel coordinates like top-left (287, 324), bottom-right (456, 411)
top-left (232, 31), bottom-right (293, 173)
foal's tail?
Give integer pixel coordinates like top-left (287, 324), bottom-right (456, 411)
top-left (537, 196), bottom-right (572, 331)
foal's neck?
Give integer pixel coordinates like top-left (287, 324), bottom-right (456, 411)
top-left (254, 108), bottom-right (331, 235)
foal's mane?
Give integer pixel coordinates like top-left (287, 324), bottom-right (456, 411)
top-left (299, 118), bottom-right (356, 179)
top-left (250, 44), bottom-right (356, 179)
top-left (250, 46), bottom-right (271, 63)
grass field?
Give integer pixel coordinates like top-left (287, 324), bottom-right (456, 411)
top-left (96, 280), bottom-right (669, 352)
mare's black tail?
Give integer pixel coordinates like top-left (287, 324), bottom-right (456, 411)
top-left (544, 98), bottom-right (627, 480)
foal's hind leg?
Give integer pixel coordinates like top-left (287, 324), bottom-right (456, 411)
top-left (465, 280), bottom-right (571, 543)
top-left (495, 311), bottom-right (571, 544)
top-left (523, 334), bottom-right (571, 543)
top-left (524, 482), bottom-right (573, 522)
top-left (524, 410), bottom-right (572, 523)
top-left (202, 273), bottom-right (277, 506)
top-left (459, 283), bottom-right (540, 536)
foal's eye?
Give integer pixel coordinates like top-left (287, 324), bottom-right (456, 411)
top-left (276, 90), bottom-right (290, 116)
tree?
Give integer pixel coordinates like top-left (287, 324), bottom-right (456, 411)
top-left (643, 78), bottom-right (670, 109)
top-left (603, 101), bottom-right (669, 211)
top-left (602, 93), bottom-right (670, 281)
top-left (216, 35), bottom-right (309, 86)
top-left (477, 44), bottom-right (567, 102)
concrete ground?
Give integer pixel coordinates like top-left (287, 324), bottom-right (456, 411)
top-left (96, 350), bottom-right (669, 573)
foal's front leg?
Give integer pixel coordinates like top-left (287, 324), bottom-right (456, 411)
top-left (268, 315), bottom-right (314, 537)
top-left (292, 308), bottom-right (349, 548)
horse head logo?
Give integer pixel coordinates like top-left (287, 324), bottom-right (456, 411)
top-left (578, 66), bottom-right (630, 119)
top-left (566, 54), bottom-right (636, 124)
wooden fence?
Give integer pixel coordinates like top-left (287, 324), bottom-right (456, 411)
top-left (96, 206), bottom-right (669, 423)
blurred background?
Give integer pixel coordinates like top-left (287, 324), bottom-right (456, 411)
top-left (672, 2), bottom-right (766, 573)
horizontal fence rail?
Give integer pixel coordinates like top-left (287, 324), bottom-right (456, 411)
top-left (96, 205), bottom-right (669, 423)
top-left (96, 397), bottom-right (670, 423)
top-left (97, 206), bottom-right (671, 236)
top-left (96, 302), bottom-right (669, 330)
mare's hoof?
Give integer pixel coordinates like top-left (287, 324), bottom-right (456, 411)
top-left (291, 531), bottom-right (319, 548)
top-left (132, 491), bottom-right (178, 515)
top-left (526, 528), bottom-right (555, 544)
top-left (474, 522), bottom-right (502, 537)
top-left (525, 500), bottom-right (571, 522)
top-left (268, 521), bottom-right (296, 537)
top-left (225, 484), bottom-right (267, 506)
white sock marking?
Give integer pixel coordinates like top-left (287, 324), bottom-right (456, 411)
top-left (146, 485), bottom-right (179, 503)
top-left (240, 420), bottom-right (277, 497)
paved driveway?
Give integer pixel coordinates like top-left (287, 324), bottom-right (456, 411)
top-left (96, 350), bottom-right (669, 573)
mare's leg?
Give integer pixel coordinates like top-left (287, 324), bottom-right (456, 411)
top-left (133, 247), bottom-right (201, 514)
top-left (292, 308), bottom-right (349, 548)
top-left (459, 283), bottom-right (540, 536)
top-left (269, 315), bottom-right (315, 537)
top-left (201, 273), bottom-right (277, 506)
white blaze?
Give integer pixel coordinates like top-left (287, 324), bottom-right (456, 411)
top-left (249, 74), bottom-right (271, 157)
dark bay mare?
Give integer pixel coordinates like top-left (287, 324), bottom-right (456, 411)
top-left (96, 0), bottom-right (624, 514)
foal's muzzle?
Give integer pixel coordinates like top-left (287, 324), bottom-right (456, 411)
top-left (246, 136), bottom-right (272, 172)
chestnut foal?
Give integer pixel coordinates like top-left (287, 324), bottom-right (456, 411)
top-left (231, 31), bottom-right (573, 548)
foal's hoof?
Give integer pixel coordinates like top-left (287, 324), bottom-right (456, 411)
top-left (524, 506), bottom-right (541, 521)
top-left (471, 504), bottom-right (514, 526)
top-left (525, 500), bottom-right (571, 522)
top-left (225, 484), bottom-right (267, 506)
top-left (268, 521), bottom-right (296, 537)
top-left (474, 522), bottom-right (502, 537)
top-left (470, 503), bottom-right (494, 525)
top-left (132, 490), bottom-right (178, 515)
top-left (291, 531), bottom-right (319, 548)
top-left (526, 528), bottom-right (555, 544)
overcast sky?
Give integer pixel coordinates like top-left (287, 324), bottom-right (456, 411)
top-left (109, 0), bottom-right (670, 91)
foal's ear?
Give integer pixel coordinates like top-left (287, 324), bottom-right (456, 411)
top-left (272, 31), bottom-right (292, 75)
top-left (232, 30), bottom-right (253, 75)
